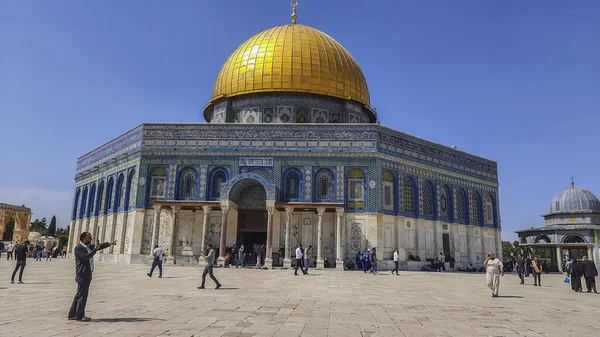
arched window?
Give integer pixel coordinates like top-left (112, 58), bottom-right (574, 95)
top-left (178, 167), bottom-right (197, 199)
top-left (484, 194), bottom-right (495, 225)
top-left (440, 185), bottom-right (451, 219)
top-left (95, 181), bottom-right (104, 216)
top-left (105, 177), bottom-right (114, 214)
top-left (209, 168), bottom-right (228, 200)
top-left (347, 168), bottom-right (365, 209)
top-left (314, 168), bottom-right (334, 201)
top-left (470, 192), bottom-right (481, 224)
top-left (382, 171), bottom-right (395, 211)
top-left (456, 189), bottom-right (466, 221)
top-left (149, 167), bottom-right (167, 199)
top-left (124, 170), bottom-right (135, 211)
top-left (283, 169), bottom-right (301, 200)
top-left (87, 183), bottom-right (96, 217)
top-left (114, 174), bottom-right (124, 211)
top-left (534, 235), bottom-right (552, 243)
top-left (563, 234), bottom-right (585, 243)
top-left (422, 181), bottom-right (434, 216)
top-left (72, 188), bottom-right (81, 220)
top-left (79, 187), bottom-right (88, 219)
top-left (403, 178), bottom-right (415, 213)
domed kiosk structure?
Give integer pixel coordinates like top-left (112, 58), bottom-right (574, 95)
top-left (68, 4), bottom-right (501, 270)
top-left (516, 178), bottom-right (600, 272)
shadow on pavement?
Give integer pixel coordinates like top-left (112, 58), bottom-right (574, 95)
top-left (92, 318), bottom-right (163, 323)
top-left (497, 295), bottom-right (524, 298)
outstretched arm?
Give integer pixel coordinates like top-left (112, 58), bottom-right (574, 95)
top-left (74, 245), bottom-right (97, 261)
top-left (98, 240), bottom-right (118, 251)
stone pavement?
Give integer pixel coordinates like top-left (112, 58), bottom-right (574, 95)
top-left (1, 258), bottom-right (599, 337)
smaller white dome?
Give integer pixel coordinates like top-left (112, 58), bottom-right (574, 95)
top-left (28, 232), bottom-right (42, 240)
top-left (550, 184), bottom-right (600, 214)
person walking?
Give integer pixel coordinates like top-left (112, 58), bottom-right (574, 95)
top-left (6, 242), bottom-right (15, 260)
top-left (10, 241), bottom-right (31, 284)
top-left (391, 248), bottom-right (399, 275)
top-left (581, 256), bottom-right (598, 293)
top-left (294, 244), bottom-right (307, 276)
top-left (355, 250), bottom-right (362, 269)
top-left (68, 232), bottom-right (117, 321)
top-left (532, 256), bottom-right (542, 286)
top-left (147, 245), bottom-right (164, 278)
top-left (484, 252), bottom-right (504, 297)
top-left (568, 258), bottom-right (583, 292)
top-left (198, 244), bottom-right (221, 289)
top-left (45, 246), bottom-right (52, 261)
top-left (304, 245), bottom-right (312, 274)
top-left (370, 248), bottom-right (378, 274)
top-left (236, 245), bottom-right (245, 268)
top-left (62, 246), bottom-right (67, 258)
top-left (514, 254), bottom-right (526, 285)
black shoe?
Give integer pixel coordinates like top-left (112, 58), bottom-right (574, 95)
top-left (147, 273), bottom-right (152, 278)
top-left (10, 281), bottom-right (14, 284)
top-left (18, 281), bottom-right (24, 284)
top-left (294, 274), bottom-right (298, 276)
top-left (587, 290), bottom-right (591, 293)
top-left (67, 317), bottom-right (76, 321)
top-left (198, 286), bottom-right (205, 289)
top-left (216, 284), bottom-right (221, 289)
top-left (158, 276), bottom-right (162, 278)
top-left (77, 316), bottom-right (91, 322)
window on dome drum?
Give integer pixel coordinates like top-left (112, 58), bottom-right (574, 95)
top-left (423, 182), bottom-right (434, 216)
top-left (383, 171), bottom-right (395, 211)
top-left (470, 193), bottom-right (480, 224)
top-left (403, 179), bottom-right (414, 213)
top-left (149, 167), bottom-right (167, 199)
top-left (456, 190), bottom-right (466, 221)
top-left (105, 178), bottom-right (114, 214)
top-left (440, 186), bottom-right (450, 218)
top-left (347, 168), bottom-right (365, 209)
top-left (178, 168), bottom-right (197, 199)
top-left (283, 169), bottom-right (301, 200)
top-left (209, 168), bottom-right (228, 200)
top-left (484, 195), bottom-right (494, 224)
top-left (315, 169), bottom-right (333, 201)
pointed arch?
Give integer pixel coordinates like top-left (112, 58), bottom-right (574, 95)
top-left (177, 167), bottom-right (197, 200)
top-left (314, 168), bottom-right (334, 201)
top-left (79, 186), bottom-right (88, 219)
top-left (105, 177), bottom-right (114, 214)
top-left (346, 168), bottom-right (366, 209)
top-left (208, 167), bottom-right (228, 200)
top-left (95, 180), bottom-right (104, 216)
top-left (382, 171), bottom-right (396, 212)
top-left (282, 168), bottom-right (302, 201)
top-left (72, 188), bottom-right (81, 220)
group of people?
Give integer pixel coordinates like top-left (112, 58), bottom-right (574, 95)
top-left (293, 244), bottom-right (313, 275)
top-left (2, 240), bottom-right (69, 261)
top-left (565, 256), bottom-right (598, 293)
top-left (513, 255), bottom-right (544, 286)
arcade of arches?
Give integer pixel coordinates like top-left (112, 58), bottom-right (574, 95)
top-left (0, 203), bottom-right (32, 243)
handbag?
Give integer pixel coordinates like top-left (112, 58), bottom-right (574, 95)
top-left (564, 276), bottom-right (570, 283)
top-left (154, 254), bottom-right (159, 261)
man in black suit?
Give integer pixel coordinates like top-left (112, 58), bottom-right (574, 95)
top-left (581, 256), bottom-right (598, 293)
top-left (68, 232), bottom-right (116, 321)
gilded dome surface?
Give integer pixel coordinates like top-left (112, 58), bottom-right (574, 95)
top-left (550, 185), bottom-right (600, 214)
top-left (207, 24), bottom-right (370, 112)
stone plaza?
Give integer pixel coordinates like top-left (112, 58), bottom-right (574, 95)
top-left (1, 259), bottom-right (599, 337)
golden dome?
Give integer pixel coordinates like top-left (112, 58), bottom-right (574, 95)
top-left (204, 24), bottom-right (370, 120)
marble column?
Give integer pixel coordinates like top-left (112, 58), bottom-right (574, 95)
top-left (335, 207), bottom-right (344, 270)
top-left (200, 206), bottom-right (211, 254)
top-left (265, 205), bottom-right (275, 268)
top-left (170, 206), bottom-right (180, 257)
top-left (218, 206), bottom-right (229, 259)
top-left (150, 205), bottom-right (162, 252)
top-left (556, 246), bottom-right (563, 272)
top-left (316, 207), bottom-right (326, 269)
top-left (283, 207), bottom-right (294, 268)
top-left (587, 246), bottom-right (593, 260)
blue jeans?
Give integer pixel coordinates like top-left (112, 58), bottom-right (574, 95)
top-left (517, 268), bottom-right (524, 283)
top-left (149, 260), bottom-right (163, 277)
top-left (304, 258), bottom-right (310, 273)
top-left (370, 262), bottom-right (378, 273)
top-left (236, 255), bottom-right (244, 267)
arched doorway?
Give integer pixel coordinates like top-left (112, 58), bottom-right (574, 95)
top-left (2, 218), bottom-right (15, 241)
top-left (0, 204), bottom-right (32, 243)
top-left (232, 182), bottom-right (267, 264)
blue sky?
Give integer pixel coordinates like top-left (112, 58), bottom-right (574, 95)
top-left (1, 1), bottom-right (598, 239)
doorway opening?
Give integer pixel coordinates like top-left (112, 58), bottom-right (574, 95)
top-left (232, 181), bottom-right (267, 265)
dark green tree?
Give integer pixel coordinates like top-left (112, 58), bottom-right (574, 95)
top-left (29, 217), bottom-right (48, 235)
top-left (501, 241), bottom-right (515, 258)
top-left (48, 215), bottom-right (57, 236)
top-left (56, 226), bottom-right (70, 249)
